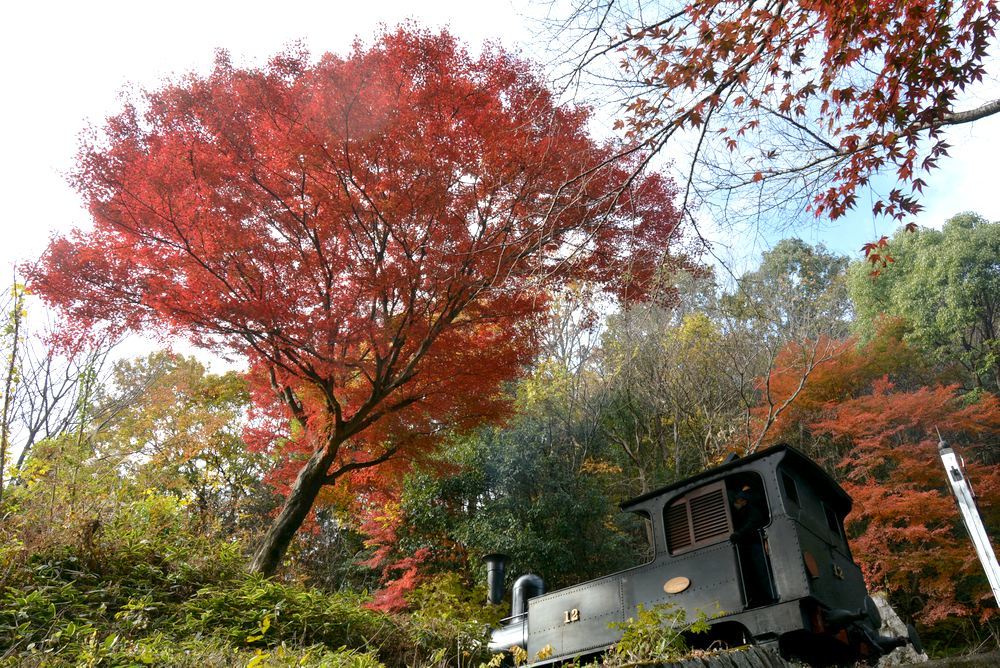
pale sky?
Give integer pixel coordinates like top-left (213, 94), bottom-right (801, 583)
top-left (1, 0), bottom-right (998, 284)
top-left (0, 0), bottom-right (537, 281)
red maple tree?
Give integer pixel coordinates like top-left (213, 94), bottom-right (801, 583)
top-left (812, 379), bottom-right (1000, 623)
top-left (28, 29), bottom-right (683, 575)
top-left (747, 324), bottom-right (1000, 623)
top-left (356, 490), bottom-right (440, 612)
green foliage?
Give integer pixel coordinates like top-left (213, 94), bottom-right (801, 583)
top-left (0, 636), bottom-right (385, 668)
top-left (0, 492), bottom-right (474, 667)
top-left (601, 302), bottom-right (741, 483)
top-left (94, 352), bottom-right (275, 534)
top-left (0, 494), bottom-right (242, 662)
top-left (175, 576), bottom-right (388, 649)
top-left (724, 238), bottom-right (851, 342)
top-left (399, 574), bottom-right (496, 667)
top-left (4, 352), bottom-right (277, 564)
top-left (604, 604), bottom-right (711, 666)
top-left (406, 573), bottom-right (502, 627)
top-left (848, 212), bottom-right (1000, 392)
top-left (391, 421), bottom-right (646, 594)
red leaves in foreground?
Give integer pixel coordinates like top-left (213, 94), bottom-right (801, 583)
top-left (617, 0), bottom-right (998, 221)
top-left (861, 223), bottom-right (917, 276)
top-left (861, 235), bottom-right (893, 276)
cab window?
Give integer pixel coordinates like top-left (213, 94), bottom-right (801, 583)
top-left (781, 470), bottom-right (800, 507)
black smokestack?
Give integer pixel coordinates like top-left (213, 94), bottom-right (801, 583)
top-left (511, 573), bottom-right (545, 617)
top-left (484, 553), bottom-right (508, 606)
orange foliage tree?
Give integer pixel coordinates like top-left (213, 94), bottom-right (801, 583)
top-left (746, 318), bottom-right (925, 455)
top-left (27, 29), bottom-right (682, 575)
top-left (813, 380), bottom-right (1000, 623)
top-left (749, 323), bottom-right (999, 623)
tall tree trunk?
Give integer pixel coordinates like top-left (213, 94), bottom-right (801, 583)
top-left (0, 283), bottom-right (25, 506)
top-left (249, 443), bottom-right (334, 576)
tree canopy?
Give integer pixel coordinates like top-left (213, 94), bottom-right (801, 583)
top-left (28, 28), bottom-right (683, 575)
top-left (848, 212), bottom-right (1000, 392)
top-left (725, 239), bottom-right (851, 341)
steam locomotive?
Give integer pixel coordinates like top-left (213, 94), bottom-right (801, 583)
top-left (486, 444), bottom-right (919, 665)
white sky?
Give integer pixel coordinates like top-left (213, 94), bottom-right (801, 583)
top-left (0, 0), bottom-right (538, 281)
top-left (1, 0), bottom-right (998, 285)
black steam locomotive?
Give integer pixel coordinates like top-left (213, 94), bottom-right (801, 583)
top-left (486, 444), bottom-right (919, 665)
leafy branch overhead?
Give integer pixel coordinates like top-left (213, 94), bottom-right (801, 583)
top-left (559, 0), bottom-right (998, 229)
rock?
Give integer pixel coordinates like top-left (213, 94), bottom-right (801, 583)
top-left (872, 592), bottom-right (928, 666)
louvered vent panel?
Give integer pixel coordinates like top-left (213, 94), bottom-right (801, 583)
top-left (666, 503), bottom-right (691, 552)
top-left (690, 488), bottom-right (729, 543)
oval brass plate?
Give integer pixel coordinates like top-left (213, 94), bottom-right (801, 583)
top-left (663, 576), bottom-right (690, 594)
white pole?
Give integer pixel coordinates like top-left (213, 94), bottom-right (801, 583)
top-left (938, 435), bottom-right (1000, 605)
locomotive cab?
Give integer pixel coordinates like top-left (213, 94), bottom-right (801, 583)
top-left (488, 445), bottom-right (915, 665)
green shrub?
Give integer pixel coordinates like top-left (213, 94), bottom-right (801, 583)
top-left (1, 492), bottom-right (504, 667)
top-left (176, 576), bottom-right (393, 650)
top-left (603, 604), bottom-right (711, 666)
top-left (0, 635), bottom-right (386, 668)
top-left (401, 573), bottom-right (498, 668)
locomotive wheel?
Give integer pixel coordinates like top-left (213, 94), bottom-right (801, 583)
top-left (778, 630), bottom-right (859, 666)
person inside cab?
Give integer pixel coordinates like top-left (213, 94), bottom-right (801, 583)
top-left (729, 482), bottom-right (776, 608)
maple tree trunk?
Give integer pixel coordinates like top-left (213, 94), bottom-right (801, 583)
top-left (249, 444), bottom-right (333, 576)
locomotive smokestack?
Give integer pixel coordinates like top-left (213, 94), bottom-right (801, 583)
top-left (511, 573), bottom-right (545, 618)
top-left (484, 554), bottom-right (508, 606)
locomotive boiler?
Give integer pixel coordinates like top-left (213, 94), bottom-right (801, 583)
top-left (486, 444), bottom-right (919, 665)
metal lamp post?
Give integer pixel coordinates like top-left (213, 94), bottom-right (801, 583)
top-left (937, 434), bottom-right (1000, 605)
